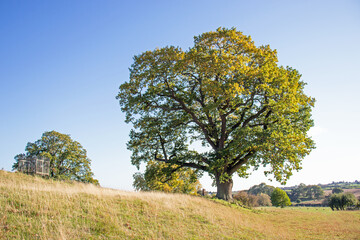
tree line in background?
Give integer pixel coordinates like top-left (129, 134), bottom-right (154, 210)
top-left (287, 183), bottom-right (324, 203)
top-left (233, 183), bottom-right (291, 208)
top-left (228, 182), bottom-right (358, 210)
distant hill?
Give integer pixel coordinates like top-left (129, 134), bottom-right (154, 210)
top-left (1, 170), bottom-right (360, 239)
top-left (282, 180), bottom-right (360, 191)
top-left (318, 181), bottom-right (360, 190)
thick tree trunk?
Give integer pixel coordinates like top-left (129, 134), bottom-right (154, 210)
top-left (215, 176), bottom-right (233, 201)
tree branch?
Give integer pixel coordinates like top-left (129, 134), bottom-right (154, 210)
top-left (218, 114), bottom-right (227, 149)
top-left (228, 150), bottom-right (255, 175)
top-left (241, 106), bottom-right (268, 128)
top-left (164, 86), bottom-right (217, 150)
top-left (155, 157), bottom-right (208, 171)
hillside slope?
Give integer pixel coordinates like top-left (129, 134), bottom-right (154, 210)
top-left (1, 171), bottom-right (359, 239)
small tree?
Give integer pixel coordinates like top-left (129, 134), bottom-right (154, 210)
top-left (233, 191), bottom-right (259, 207)
top-left (289, 183), bottom-right (307, 201)
top-left (328, 194), bottom-right (341, 210)
top-left (133, 160), bottom-right (201, 194)
top-left (328, 193), bottom-right (357, 210)
top-left (305, 185), bottom-right (324, 200)
top-left (13, 131), bottom-right (98, 185)
top-left (133, 172), bottom-right (150, 191)
top-left (341, 193), bottom-right (357, 209)
top-left (271, 188), bottom-right (291, 207)
top-left (332, 187), bottom-right (343, 194)
top-left (257, 193), bottom-right (272, 206)
top-left (248, 183), bottom-right (275, 196)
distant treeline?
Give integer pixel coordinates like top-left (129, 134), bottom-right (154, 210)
top-left (282, 180), bottom-right (360, 191)
top-left (235, 182), bottom-right (360, 210)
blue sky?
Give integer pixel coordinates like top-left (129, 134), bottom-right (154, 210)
top-left (1, 0), bottom-right (359, 191)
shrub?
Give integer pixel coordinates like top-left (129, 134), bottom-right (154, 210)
top-left (329, 194), bottom-right (341, 210)
top-left (257, 193), bottom-right (272, 206)
top-left (233, 191), bottom-right (272, 207)
top-left (332, 187), bottom-right (343, 194)
top-left (234, 191), bottom-right (258, 207)
top-left (328, 193), bottom-right (357, 210)
top-left (271, 188), bottom-right (291, 208)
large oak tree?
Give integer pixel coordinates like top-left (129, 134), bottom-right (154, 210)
top-left (117, 28), bottom-right (315, 200)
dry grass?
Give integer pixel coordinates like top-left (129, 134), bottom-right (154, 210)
top-left (1, 170), bottom-right (359, 239)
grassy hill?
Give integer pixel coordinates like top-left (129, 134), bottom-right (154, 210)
top-left (1, 171), bottom-right (359, 239)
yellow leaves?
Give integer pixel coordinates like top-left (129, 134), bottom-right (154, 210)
top-left (233, 83), bottom-right (245, 94)
top-left (121, 28), bottom-right (315, 189)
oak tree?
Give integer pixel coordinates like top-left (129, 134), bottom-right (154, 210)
top-left (117, 28), bottom-right (315, 200)
top-left (13, 131), bottom-right (98, 184)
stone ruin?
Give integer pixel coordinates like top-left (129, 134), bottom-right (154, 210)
top-left (18, 156), bottom-right (50, 176)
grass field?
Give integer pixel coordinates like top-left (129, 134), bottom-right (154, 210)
top-left (1, 170), bottom-right (359, 239)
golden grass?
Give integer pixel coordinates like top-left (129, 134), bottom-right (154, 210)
top-left (1, 170), bottom-right (359, 239)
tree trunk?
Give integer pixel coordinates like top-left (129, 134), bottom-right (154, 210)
top-left (215, 176), bottom-right (233, 201)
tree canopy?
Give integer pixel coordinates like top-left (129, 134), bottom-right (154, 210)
top-left (13, 131), bottom-right (98, 185)
top-left (332, 187), bottom-right (344, 194)
top-left (271, 188), bottom-right (291, 207)
top-left (289, 183), bottom-right (324, 201)
top-left (117, 27), bottom-right (315, 200)
top-left (133, 160), bottom-right (201, 194)
top-left (328, 193), bottom-right (358, 211)
top-left (248, 183), bottom-right (275, 196)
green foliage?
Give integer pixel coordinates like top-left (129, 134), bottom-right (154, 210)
top-left (289, 183), bottom-right (324, 202)
top-left (133, 160), bottom-right (201, 194)
top-left (248, 183), bottom-right (275, 196)
top-left (332, 187), bottom-right (344, 194)
top-left (288, 183), bottom-right (305, 201)
top-left (305, 185), bottom-right (324, 200)
top-left (271, 188), bottom-right (291, 207)
top-left (340, 193), bottom-right (357, 209)
top-left (328, 193), bottom-right (358, 211)
top-left (117, 27), bottom-right (315, 200)
top-left (133, 172), bottom-right (150, 191)
top-left (328, 194), bottom-right (342, 210)
top-left (13, 131), bottom-right (98, 185)
top-left (318, 181), bottom-right (360, 190)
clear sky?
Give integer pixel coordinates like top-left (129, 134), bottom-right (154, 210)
top-left (1, 0), bottom-right (359, 191)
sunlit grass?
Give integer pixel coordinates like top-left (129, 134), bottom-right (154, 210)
top-left (1, 170), bottom-right (359, 239)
